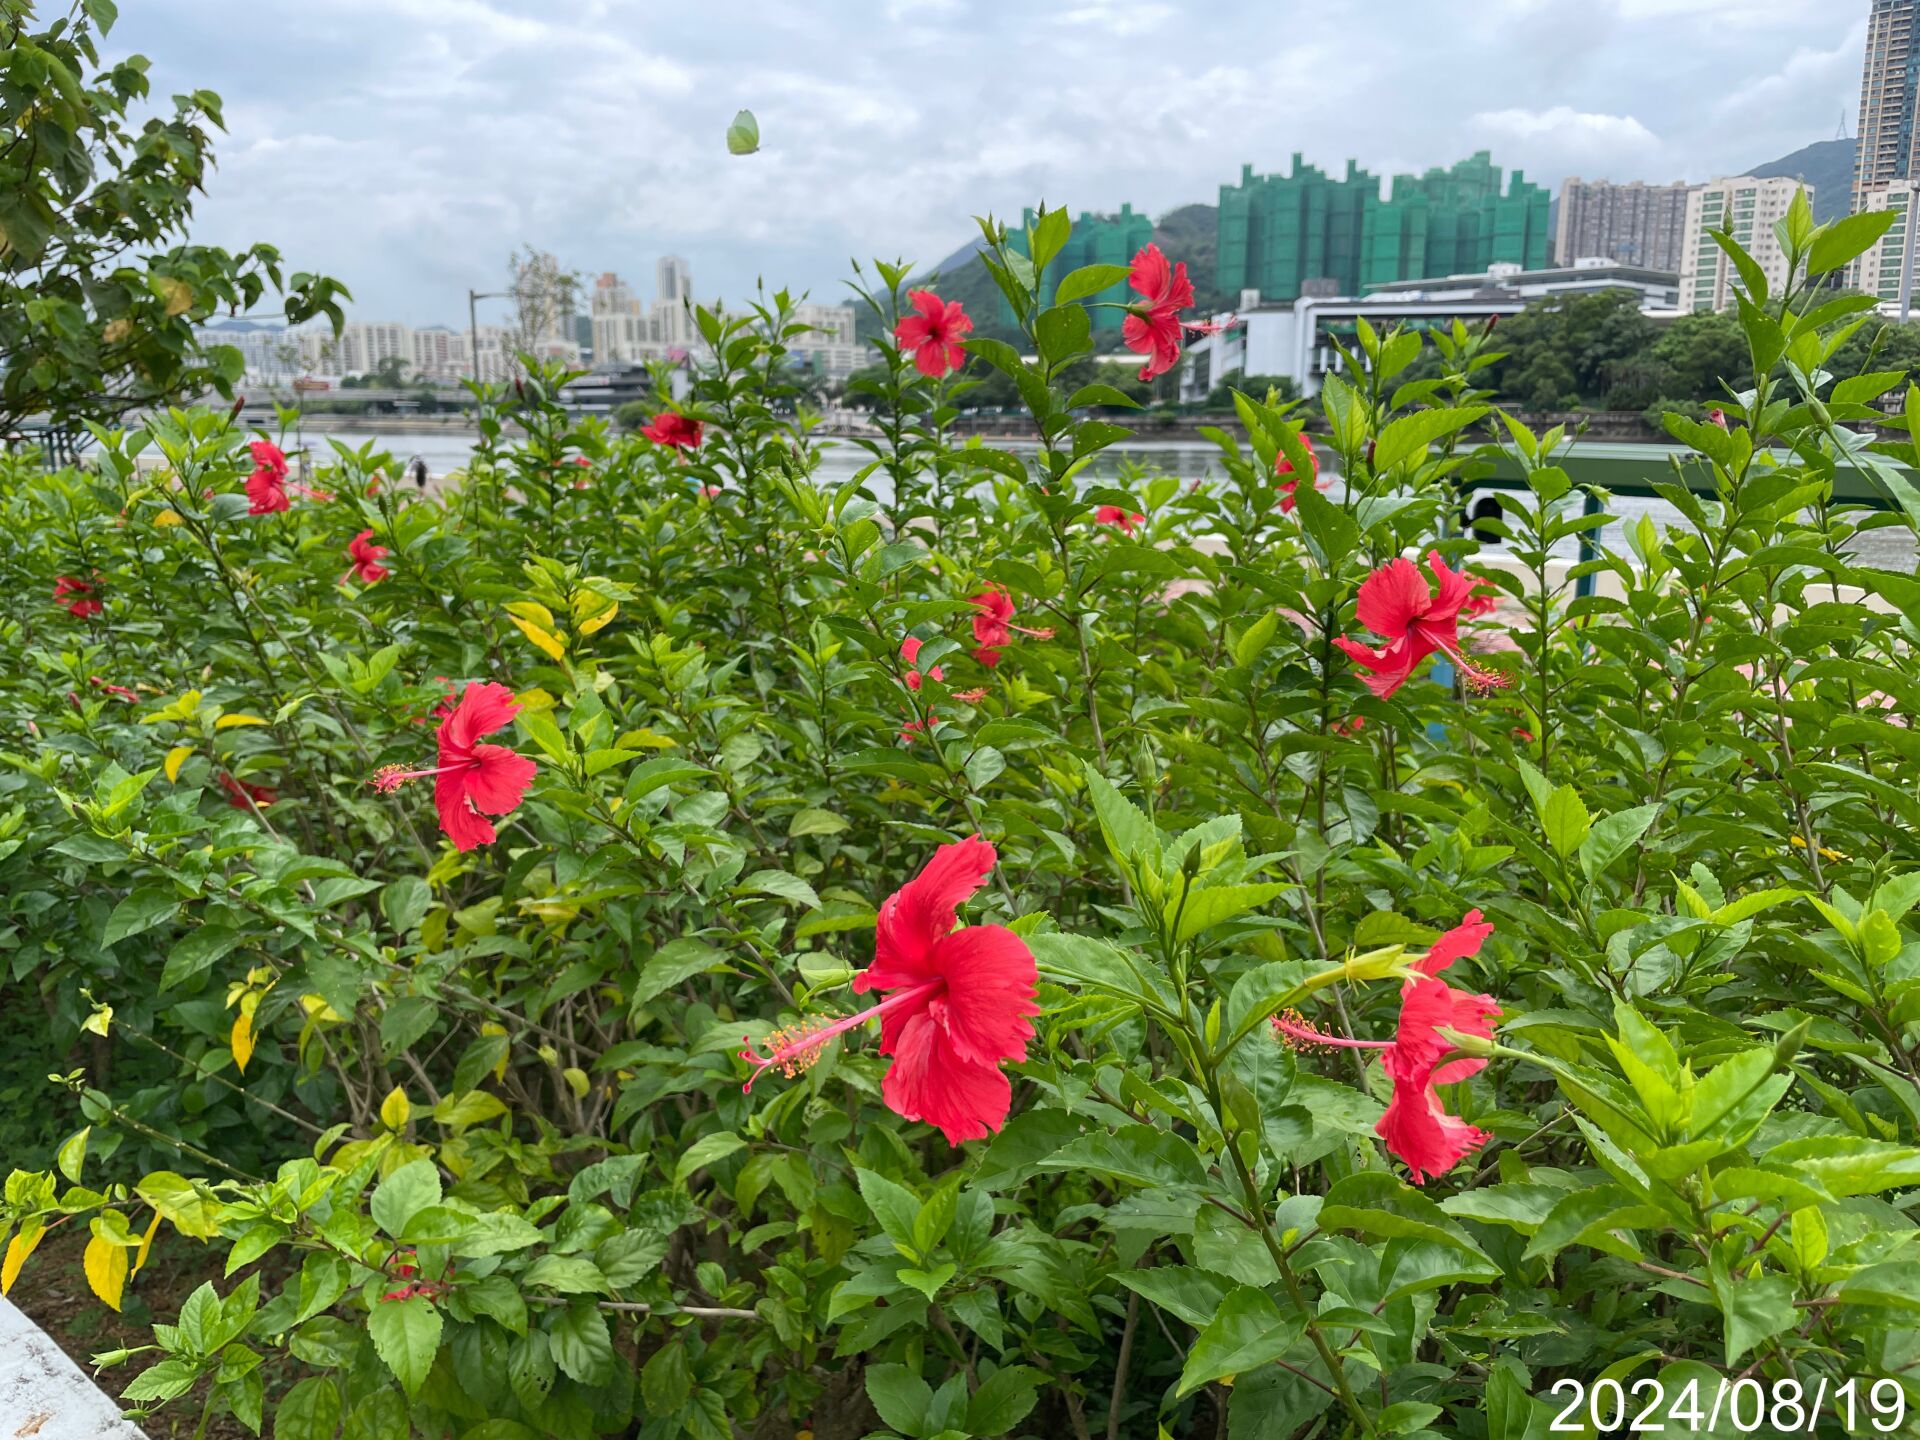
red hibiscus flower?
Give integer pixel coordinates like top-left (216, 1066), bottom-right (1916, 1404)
top-left (89, 676), bottom-right (138, 703)
top-left (971, 587), bottom-right (1014, 667)
top-left (218, 771), bottom-right (276, 810)
top-left (894, 290), bottom-right (972, 379)
top-left (901, 635), bottom-right (944, 691)
top-left (1121, 243), bottom-right (1194, 381)
top-left (345, 529), bottom-right (390, 584)
top-left (53, 575), bottom-right (102, 618)
top-left (1330, 715), bottom-right (1365, 737)
top-left (953, 687), bottom-right (989, 704)
top-left (1464, 574), bottom-right (1499, 619)
top-left (1095, 505), bottom-right (1145, 534)
top-left (741, 837), bottom-right (1039, 1143)
top-left (1333, 551), bottom-right (1510, 698)
top-left (372, 681), bottom-right (538, 851)
top-left (640, 412), bottom-right (703, 450)
top-left (1275, 434), bottom-right (1328, 513)
top-left (249, 440), bottom-right (288, 480)
top-left (1276, 911), bottom-right (1500, 1184)
top-left (1707, 407), bottom-right (1729, 429)
top-left (246, 468), bottom-right (289, 515)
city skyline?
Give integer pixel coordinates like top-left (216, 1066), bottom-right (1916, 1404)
top-left (121, 1), bottom-right (1858, 327)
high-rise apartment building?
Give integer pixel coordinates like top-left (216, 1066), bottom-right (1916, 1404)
top-left (1008, 204), bottom-right (1156, 332)
top-left (658, 256), bottom-right (692, 305)
top-left (1217, 151), bottom-right (1550, 303)
top-left (1857, 1), bottom-right (1920, 213)
top-left (788, 303), bottom-right (862, 379)
top-left (1850, 181), bottom-right (1920, 300)
top-left (1554, 179), bottom-right (1691, 269)
top-left (1678, 177), bottom-right (1807, 311)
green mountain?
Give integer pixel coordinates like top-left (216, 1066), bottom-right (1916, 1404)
top-left (1747, 137), bottom-right (1855, 224)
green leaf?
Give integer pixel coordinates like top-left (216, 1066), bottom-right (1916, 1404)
top-left (1115, 1265), bottom-right (1238, 1327)
top-left (56, 1126), bottom-right (88, 1184)
top-left (1033, 1125), bottom-right (1207, 1189)
top-left (1542, 784), bottom-right (1591, 858)
top-left (632, 937), bottom-right (730, 1008)
top-left (967, 1364), bottom-right (1043, 1436)
top-left (673, 1131), bottom-right (746, 1186)
top-left (866, 1362), bottom-right (933, 1437)
top-left (1318, 1173), bottom-right (1490, 1256)
top-left (1176, 1285), bottom-right (1305, 1398)
top-left (1808, 207), bottom-right (1899, 278)
top-left (103, 886), bottom-right (179, 946)
top-left (1053, 263), bottom-right (1131, 305)
top-left (273, 1377), bottom-right (343, 1440)
top-left (369, 1158), bottom-right (441, 1238)
top-left (546, 1301), bottom-right (613, 1386)
top-left (725, 108), bottom-right (759, 155)
top-left (1577, 803), bottom-right (1660, 879)
top-left (161, 925), bottom-right (243, 990)
top-left (367, 1294), bottom-right (441, 1397)
top-left (1370, 405), bottom-right (1489, 473)
top-left (855, 1168), bottom-right (921, 1251)
top-left (1720, 1271), bottom-right (1796, 1365)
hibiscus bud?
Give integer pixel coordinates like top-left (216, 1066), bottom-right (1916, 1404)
top-left (1365, 439), bottom-right (1377, 469)
top-left (1436, 1025), bottom-right (1495, 1060)
top-left (229, 395), bottom-right (246, 421)
top-left (1482, 315), bottom-right (1499, 335)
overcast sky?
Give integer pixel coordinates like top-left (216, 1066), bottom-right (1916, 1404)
top-left (120, 0), bottom-right (1859, 327)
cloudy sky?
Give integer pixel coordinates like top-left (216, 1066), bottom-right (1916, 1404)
top-left (120, 0), bottom-right (1858, 327)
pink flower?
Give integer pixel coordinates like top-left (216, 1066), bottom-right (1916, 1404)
top-left (89, 677), bottom-right (139, 703)
top-left (1121, 244), bottom-right (1194, 381)
top-left (741, 838), bottom-right (1038, 1144)
top-left (372, 682), bottom-right (537, 851)
top-left (894, 290), bottom-right (972, 379)
top-left (346, 530), bottom-right (390, 584)
top-left (1464, 574), bottom-right (1499, 619)
top-left (1181, 314), bottom-right (1239, 336)
top-left (953, 686), bottom-right (989, 704)
top-left (1333, 552), bottom-right (1509, 698)
top-left (1094, 505), bottom-right (1145, 534)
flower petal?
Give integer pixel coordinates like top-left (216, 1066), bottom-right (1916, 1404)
top-left (929, 923), bottom-right (1039, 1067)
top-left (1355, 558), bottom-right (1430, 640)
top-left (880, 1011), bottom-right (1014, 1145)
top-left (862, 836), bottom-right (998, 991)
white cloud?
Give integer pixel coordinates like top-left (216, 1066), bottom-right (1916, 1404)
top-left (115, 0), bottom-right (1861, 323)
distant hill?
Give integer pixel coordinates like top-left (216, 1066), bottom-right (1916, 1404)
top-left (1747, 137), bottom-right (1855, 224)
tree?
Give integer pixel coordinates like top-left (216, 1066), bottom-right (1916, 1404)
top-left (505, 246), bottom-right (580, 357)
top-left (1482, 290), bottom-right (1654, 409)
top-left (0, 1), bottom-right (346, 432)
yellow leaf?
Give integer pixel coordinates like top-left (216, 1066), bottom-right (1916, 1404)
top-left (504, 600), bottom-right (556, 627)
top-left (298, 993), bottom-right (344, 1023)
top-left (576, 597), bottom-right (618, 635)
top-left (81, 1004), bottom-right (113, 1038)
top-left (562, 1067), bottom-right (590, 1099)
top-left (2, 1219), bottom-right (44, 1295)
top-left (508, 613), bottom-right (568, 662)
top-left (215, 713), bottom-right (268, 729)
top-left (515, 688), bottom-right (556, 713)
top-left (480, 1021), bottom-right (509, 1081)
top-left (155, 508), bottom-right (182, 527)
top-left (231, 1008), bottom-right (256, 1074)
top-left (133, 1211), bottom-right (162, 1277)
top-left (379, 1086), bottom-right (411, 1131)
top-left (84, 1230), bottom-right (129, 1312)
top-left (164, 745), bottom-right (193, 782)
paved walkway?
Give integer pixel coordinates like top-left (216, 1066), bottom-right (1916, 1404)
top-left (0, 1299), bottom-right (145, 1440)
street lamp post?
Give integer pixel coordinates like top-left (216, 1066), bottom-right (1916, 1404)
top-left (468, 288), bottom-right (510, 384)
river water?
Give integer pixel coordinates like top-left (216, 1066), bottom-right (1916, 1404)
top-left (299, 427), bottom-right (1918, 571)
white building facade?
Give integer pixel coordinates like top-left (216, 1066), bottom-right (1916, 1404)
top-left (1678, 177), bottom-right (1807, 312)
top-left (1851, 181), bottom-right (1920, 303)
